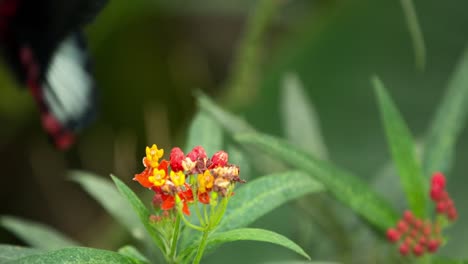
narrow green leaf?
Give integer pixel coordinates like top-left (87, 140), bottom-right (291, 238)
top-left (235, 133), bottom-right (399, 230)
top-left (280, 73), bottom-right (328, 159)
top-left (197, 92), bottom-right (285, 173)
top-left (5, 247), bottom-right (143, 264)
top-left (423, 47), bottom-right (468, 176)
top-left (0, 217), bottom-right (79, 250)
top-left (373, 76), bottom-right (427, 217)
top-left (0, 245), bottom-right (44, 263)
top-left (110, 175), bottom-right (166, 253)
top-left (70, 171), bottom-right (145, 240)
top-left (400, 0), bottom-right (426, 70)
top-left (218, 170), bottom-right (324, 232)
top-left (197, 92), bottom-right (255, 134)
top-left (183, 228), bottom-right (310, 261)
top-left (185, 111), bottom-right (223, 156)
top-left (117, 246), bottom-right (149, 263)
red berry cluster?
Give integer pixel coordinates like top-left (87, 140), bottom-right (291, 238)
top-left (387, 210), bottom-right (441, 256)
top-left (430, 172), bottom-right (457, 220)
top-left (386, 172), bottom-right (457, 257)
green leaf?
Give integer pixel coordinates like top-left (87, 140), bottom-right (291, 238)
top-left (197, 92), bottom-right (255, 134)
top-left (0, 216), bottom-right (79, 250)
top-left (183, 228), bottom-right (310, 261)
top-left (110, 175), bottom-right (166, 253)
top-left (234, 133), bottom-right (399, 230)
top-left (185, 110), bottom-right (223, 156)
top-left (280, 73), bottom-right (328, 159)
top-left (373, 76), bottom-right (427, 217)
top-left (399, 0), bottom-right (426, 70)
top-left (227, 144), bottom-right (251, 180)
top-left (217, 170), bottom-right (324, 232)
top-left (263, 262), bottom-right (339, 264)
top-left (70, 171), bottom-right (145, 240)
top-left (423, 48), bottom-right (468, 177)
top-left (4, 247), bottom-right (143, 264)
top-left (197, 92), bottom-right (285, 173)
top-left (0, 245), bottom-right (44, 263)
top-left (117, 246), bottom-right (149, 263)
top-left (433, 257), bottom-right (467, 264)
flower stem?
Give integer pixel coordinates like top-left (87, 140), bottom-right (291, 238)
top-left (192, 229), bottom-right (210, 264)
top-left (169, 213), bottom-right (181, 260)
top-left (179, 209), bottom-right (204, 232)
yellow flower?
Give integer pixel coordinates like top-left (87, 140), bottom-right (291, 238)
top-left (170, 170), bottom-right (186, 187)
top-left (197, 170), bottom-right (214, 193)
top-left (148, 169), bottom-right (166, 186)
top-left (146, 144), bottom-right (164, 168)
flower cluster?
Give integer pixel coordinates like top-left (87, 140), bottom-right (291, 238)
top-left (133, 144), bottom-right (243, 217)
top-left (386, 172), bottom-right (457, 257)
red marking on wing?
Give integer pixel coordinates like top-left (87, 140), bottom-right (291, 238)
top-left (19, 45), bottom-right (77, 150)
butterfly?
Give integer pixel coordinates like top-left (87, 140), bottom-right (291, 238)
top-left (0, 0), bottom-right (107, 149)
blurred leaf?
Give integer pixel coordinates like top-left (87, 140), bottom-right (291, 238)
top-left (197, 92), bottom-right (285, 173)
top-left (227, 144), bottom-right (251, 180)
top-left (400, 0), bottom-right (426, 70)
top-left (182, 228), bottom-right (310, 261)
top-left (234, 133), bottom-right (399, 230)
top-left (110, 175), bottom-right (166, 253)
top-left (197, 92), bottom-right (255, 134)
top-left (0, 216), bottom-right (79, 250)
top-left (263, 260), bottom-right (339, 264)
top-left (373, 76), bottom-right (427, 217)
top-left (217, 170), bottom-right (323, 232)
top-left (117, 246), bottom-right (149, 263)
top-left (70, 171), bottom-right (145, 240)
top-left (185, 111), bottom-right (223, 156)
top-left (0, 245), bottom-right (44, 263)
top-left (433, 257), bottom-right (467, 264)
top-left (423, 47), bottom-right (468, 177)
top-left (280, 73), bottom-right (328, 159)
top-left (5, 247), bottom-right (143, 264)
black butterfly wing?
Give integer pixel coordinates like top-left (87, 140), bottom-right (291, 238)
top-left (0, 0), bottom-right (107, 149)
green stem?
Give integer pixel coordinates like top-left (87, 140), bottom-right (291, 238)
top-left (169, 213), bottom-right (181, 260)
top-left (193, 202), bottom-right (205, 226)
top-left (192, 229), bottom-right (210, 264)
top-left (179, 210), bottom-right (204, 232)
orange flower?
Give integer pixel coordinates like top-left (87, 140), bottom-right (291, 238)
top-left (197, 170), bottom-right (214, 193)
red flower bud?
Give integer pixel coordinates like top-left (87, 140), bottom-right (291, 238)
top-left (414, 219), bottom-right (423, 230)
top-left (386, 228), bottom-right (400, 243)
top-left (430, 186), bottom-right (444, 201)
top-left (187, 146), bottom-right (207, 161)
top-left (427, 239), bottom-right (440, 252)
top-left (399, 243), bottom-right (410, 256)
top-left (210, 150), bottom-right (229, 168)
top-left (397, 220), bottom-right (408, 233)
top-left (448, 207), bottom-right (458, 221)
top-left (436, 201), bottom-right (447, 214)
top-left (413, 244), bottom-right (425, 257)
top-left (170, 147), bottom-right (185, 172)
top-left (431, 172), bottom-right (446, 189)
top-left (403, 210), bottom-right (414, 223)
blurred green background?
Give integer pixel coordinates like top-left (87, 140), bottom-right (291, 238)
top-left (1, 0), bottom-right (468, 263)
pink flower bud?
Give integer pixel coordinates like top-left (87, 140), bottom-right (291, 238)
top-left (187, 146), bottom-right (207, 161)
top-left (170, 147), bottom-right (185, 172)
top-left (210, 150), bottom-right (229, 168)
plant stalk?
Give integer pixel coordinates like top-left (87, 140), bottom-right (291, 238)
top-left (192, 229), bottom-right (210, 264)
